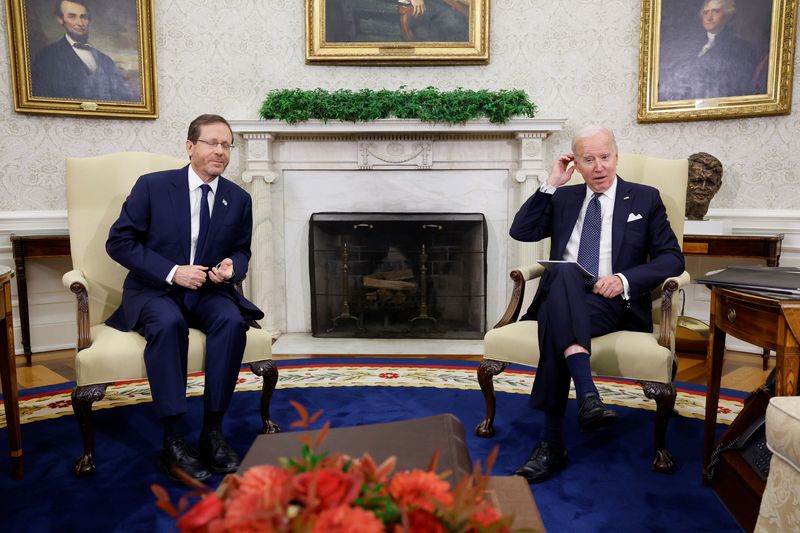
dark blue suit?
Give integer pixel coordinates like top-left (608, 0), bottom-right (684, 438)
top-left (510, 177), bottom-right (684, 413)
top-left (106, 166), bottom-right (264, 417)
top-left (31, 37), bottom-right (136, 101)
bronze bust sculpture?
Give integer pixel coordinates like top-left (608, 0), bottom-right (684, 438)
top-left (686, 152), bottom-right (723, 220)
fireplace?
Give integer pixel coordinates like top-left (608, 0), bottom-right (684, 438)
top-left (309, 213), bottom-right (487, 338)
top-left (229, 118), bottom-right (565, 351)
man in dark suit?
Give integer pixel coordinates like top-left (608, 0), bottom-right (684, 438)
top-left (659, 0), bottom-right (765, 101)
top-left (106, 114), bottom-right (263, 482)
top-left (30, 0), bottom-right (135, 101)
top-left (510, 126), bottom-right (685, 483)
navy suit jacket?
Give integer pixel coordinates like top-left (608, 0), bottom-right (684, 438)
top-left (30, 37), bottom-right (135, 101)
top-left (509, 177), bottom-right (684, 330)
top-left (105, 166), bottom-right (264, 331)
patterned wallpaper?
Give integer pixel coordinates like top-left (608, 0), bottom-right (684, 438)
top-left (1, 0), bottom-right (798, 212)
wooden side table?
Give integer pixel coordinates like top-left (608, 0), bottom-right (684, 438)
top-left (0, 266), bottom-right (22, 479)
top-left (682, 233), bottom-right (784, 369)
top-left (10, 233), bottom-right (71, 366)
top-left (702, 287), bottom-right (800, 529)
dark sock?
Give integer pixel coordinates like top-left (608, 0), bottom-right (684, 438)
top-left (566, 352), bottom-right (598, 400)
top-left (202, 411), bottom-right (223, 435)
top-left (162, 414), bottom-right (187, 444)
top-left (540, 412), bottom-right (564, 447)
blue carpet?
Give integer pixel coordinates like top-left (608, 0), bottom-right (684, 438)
top-left (0, 358), bottom-right (741, 532)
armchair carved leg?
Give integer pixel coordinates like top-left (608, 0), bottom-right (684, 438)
top-left (71, 383), bottom-right (108, 477)
top-left (640, 380), bottom-right (676, 474)
top-left (249, 360), bottom-right (281, 435)
top-left (474, 359), bottom-right (510, 438)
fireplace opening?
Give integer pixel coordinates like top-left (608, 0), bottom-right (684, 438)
top-left (309, 213), bottom-right (487, 339)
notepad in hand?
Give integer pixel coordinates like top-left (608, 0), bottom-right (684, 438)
top-left (537, 260), bottom-right (593, 277)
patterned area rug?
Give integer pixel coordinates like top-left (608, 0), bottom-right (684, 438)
top-left (4, 359), bottom-right (744, 427)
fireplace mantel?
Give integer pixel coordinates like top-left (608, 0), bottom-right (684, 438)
top-left (230, 118), bottom-right (566, 337)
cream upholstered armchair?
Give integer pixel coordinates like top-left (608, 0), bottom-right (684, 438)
top-left (475, 154), bottom-right (690, 473)
top-left (63, 152), bottom-right (279, 477)
top-left (755, 396), bottom-right (800, 532)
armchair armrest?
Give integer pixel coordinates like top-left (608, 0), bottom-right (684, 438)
top-left (657, 270), bottom-right (691, 348)
top-left (63, 269), bottom-right (91, 350)
top-left (494, 264), bottom-right (546, 328)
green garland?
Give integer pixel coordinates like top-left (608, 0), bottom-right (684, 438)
top-left (259, 87), bottom-right (537, 125)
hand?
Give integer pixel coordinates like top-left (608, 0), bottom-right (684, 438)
top-left (174, 265), bottom-right (209, 290)
top-left (591, 274), bottom-right (624, 299)
top-left (411, 0), bottom-right (425, 16)
top-left (547, 153), bottom-right (576, 188)
top-left (208, 258), bottom-right (234, 284)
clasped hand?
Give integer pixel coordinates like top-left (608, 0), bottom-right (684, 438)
top-left (174, 258), bottom-right (233, 289)
top-left (591, 274), bottom-right (624, 299)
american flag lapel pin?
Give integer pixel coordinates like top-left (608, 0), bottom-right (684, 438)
top-left (222, 198), bottom-right (228, 206)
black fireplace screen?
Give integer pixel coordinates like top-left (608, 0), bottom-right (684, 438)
top-left (309, 212), bottom-right (487, 338)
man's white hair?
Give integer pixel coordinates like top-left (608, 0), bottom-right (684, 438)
top-left (571, 126), bottom-right (618, 155)
top-left (701, 0), bottom-right (736, 16)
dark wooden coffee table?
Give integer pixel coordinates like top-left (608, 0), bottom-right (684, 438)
top-left (240, 414), bottom-right (544, 531)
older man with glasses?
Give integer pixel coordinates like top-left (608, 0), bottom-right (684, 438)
top-left (105, 114), bottom-right (263, 482)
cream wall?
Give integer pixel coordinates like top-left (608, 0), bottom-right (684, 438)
top-left (0, 1), bottom-right (798, 353)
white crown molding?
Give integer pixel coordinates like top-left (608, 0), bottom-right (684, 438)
top-left (230, 118), bottom-right (568, 135)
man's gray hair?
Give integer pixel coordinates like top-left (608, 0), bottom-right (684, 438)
top-left (700, 0), bottom-right (736, 16)
top-left (571, 126), bottom-right (618, 154)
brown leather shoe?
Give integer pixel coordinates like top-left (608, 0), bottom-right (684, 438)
top-left (514, 441), bottom-right (568, 484)
top-left (578, 393), bottom-right (617, 432)
top-left (199, 429), bottom-right (240, 474)
top-left (160, 437), bottom-right (212, 483)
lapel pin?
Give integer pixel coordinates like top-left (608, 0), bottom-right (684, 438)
top-left (623, 196), bottom-right (630, 200)
top-left (222, 199), bottom-right (228, 206)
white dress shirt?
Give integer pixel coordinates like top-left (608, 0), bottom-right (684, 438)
top-left (65, 34), bottom-right (97, 72)
top-left (166, 167), bottom-right (218, 283)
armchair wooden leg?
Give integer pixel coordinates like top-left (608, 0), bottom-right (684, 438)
top-left (640, 380), bottom-right (676, 474)
top-left (474, 359), bottom-right (509, 438)
top-left (249, 360), bottom-right (281, 435)
top-left (71, 383), bottom-right (108, 477)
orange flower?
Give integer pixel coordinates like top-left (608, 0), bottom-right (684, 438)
top-left (176, 493), bottom-right (224, 532)
top-left (293, 467), bottom-right (362, 512)
top-left (388, 470), bottom-right (453, 512)
top-left (225, 465), bottom-right (293, 530)
top-left (469, 504), bottom-right (510, 532)
top-left (311, 505), bottom-right (385, 533)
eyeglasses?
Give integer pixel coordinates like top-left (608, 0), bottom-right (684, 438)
top-left (195, 139), bottom-right (234, 151)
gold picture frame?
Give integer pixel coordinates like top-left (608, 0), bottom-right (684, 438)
top-left (306, 0), bottom-right (489, 64)
top-left (638, 0), bottom-right (797, 122)
top-left (5, 0), bottom-right (157, 118)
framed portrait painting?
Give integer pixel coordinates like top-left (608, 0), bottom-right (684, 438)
top-left (306, 0), bottom-right (489, 64)
top-left (638, 0), bottom-right (797, 122)
top-left (5, 0), bottom-right (157, 118)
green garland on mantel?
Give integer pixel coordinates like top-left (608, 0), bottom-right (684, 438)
top-left (259, 87), bottom-right (537, 125)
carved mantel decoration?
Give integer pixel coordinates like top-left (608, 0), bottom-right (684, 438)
top-left (230, 118), bottom-right (565, 337)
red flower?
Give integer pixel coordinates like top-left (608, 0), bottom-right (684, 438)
top-left (404, 509), bottom-right (446, 533)
top-left (378, 372), bottom-right (399, 379)
top-left (311, 505), bottom-right (384, 533)
top-left (176, 493), bottom-right (224, 532)
top-left (389, 470), bottom-right (453, 512)
top-left (293, 467), bottom-right (362, 512)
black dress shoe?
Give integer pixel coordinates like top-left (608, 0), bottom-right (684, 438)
top-left (200, 429), bottom-right (240, 474)
top-left (160, 438), bottom-right (212, 483)
top-left (578, 393), bottom-right (617, 432)
top-left (514, 441), bottom-right (568, 484)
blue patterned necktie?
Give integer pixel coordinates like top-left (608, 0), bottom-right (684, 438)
top-left (194, 184), bottom-right (212, 262)
top-left (186, 184), bottom-right (211, 308)
top-left (577, 192), bottom-right (602, 286)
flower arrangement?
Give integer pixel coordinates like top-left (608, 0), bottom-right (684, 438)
top-left (259, 87), bottom-right (537, 125)
top-left (153, 402), bottom-right (520, 532)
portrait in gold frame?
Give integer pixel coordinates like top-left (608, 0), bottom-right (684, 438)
top-left (637, 0), bottom-right (797, 122)
top-left (306, 0), bottom-right (489, 64)
top-left (5, 0), bottom-right (157, 118)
